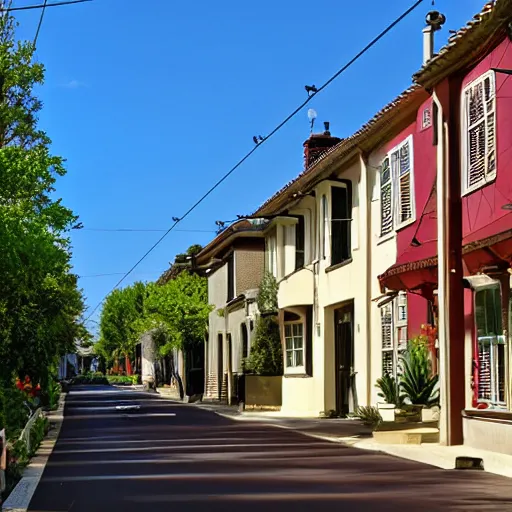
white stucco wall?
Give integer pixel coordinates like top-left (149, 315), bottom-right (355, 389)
top-left (368, 148), bottom-right (399, 405)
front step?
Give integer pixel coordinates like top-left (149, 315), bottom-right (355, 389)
top-left (373, 423), bottom-right (439, 445)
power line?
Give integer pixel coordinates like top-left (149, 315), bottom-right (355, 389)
top-left (79, 272), bottom-right (165, 278)
top-left (1, 0), bottom-right (91, 12)
top-left (33, 0), bottom-right (48, 46)
top-left (85, 0), bottom-right (425, 321)
top-left (80, 228), bottom-right (217, 233)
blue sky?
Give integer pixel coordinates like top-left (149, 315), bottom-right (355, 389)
top-left (15, 0), bottom-right (484, 333)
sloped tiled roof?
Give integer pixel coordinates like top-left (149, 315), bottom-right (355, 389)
top-left (252, 85), bottom-right (426, 217)
top-left (251, 0), bottom-right (512, 218)
top-left (414, 0), bottom-right (512, 87)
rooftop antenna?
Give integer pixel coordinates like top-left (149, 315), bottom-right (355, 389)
top-left (307, 108), bottom-right (317, 134)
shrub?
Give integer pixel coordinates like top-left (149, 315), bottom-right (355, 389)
top-left (71, 374), bottom-right (109, 385)
top-left (244, 315), bottom-right (283, 376)
top-left (106, 375), bottom-right (138, 385)
top-left (376, 373), bottom-right (404, 407)
top-left (353, 406), bottom-right (383, 428)
top-left (400, 338), bottom-right (439, 407)
top-left (0, 387), bottom-right (31, 439)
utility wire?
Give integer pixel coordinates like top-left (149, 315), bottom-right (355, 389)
top-left (80, 228), bottom-right (217, 233)
top-left (33, 0), bottom-right (48, 46)
top-left (85, 0), bottom-right (425, 321)
top-left (1, 0), bottom-right (91, 12)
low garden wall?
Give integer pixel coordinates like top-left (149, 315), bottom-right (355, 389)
top-left (244, 375), bottom-right (282, 408)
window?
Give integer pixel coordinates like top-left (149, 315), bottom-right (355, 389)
top-left (241, 323), bottom-right (249, 359)
top-left (422, 108), bottom-right (432, 129)
top-left (285, 322), bottom-right (304, 368)
top-left (475, 286), bottom-right (506, 407)
top-left (380, 136), bottom-right (415, 235)
top-left (295, 215), bottom-right (305, 270)
top-left (321, 195), bottom-right (328, 259)
top-left (227, 253), bottom-right (235, 301)
top-left (266, 234), bottom-right (277, 277)
top-left (381, 292), bottom-right (408, 378)
top-left (330, 185), bottom-right (351, 265)
top-left (462, 71), bottom-right (496, 194)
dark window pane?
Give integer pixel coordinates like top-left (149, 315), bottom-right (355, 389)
top-left (227, 253), bottom-right (235, 301)
top-left (331, 186), bottom-right (351, 265)
top-left (295, 215), bottom-right (305, 269)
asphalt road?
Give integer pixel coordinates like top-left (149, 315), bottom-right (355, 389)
top-left (28, 386), bottom-right (512, 511)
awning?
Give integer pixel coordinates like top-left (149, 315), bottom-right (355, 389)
top-left (378, 239), bottom-right (438, 298)
top-left (378, 214), bottom-right (512, 294)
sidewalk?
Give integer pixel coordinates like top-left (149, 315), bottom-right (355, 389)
top-left (194, 401), bottom-right (512, 480)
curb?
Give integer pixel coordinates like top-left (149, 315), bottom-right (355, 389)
top-left (2, 394), bottom-right (67, 512)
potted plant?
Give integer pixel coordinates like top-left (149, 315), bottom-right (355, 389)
top-left (399, 338), bottom-right (439, 422)
top-left (376, 373), bottom-right (403, 422)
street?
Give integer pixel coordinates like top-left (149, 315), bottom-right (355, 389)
top-left (28, 387), bottom-right (512, 511)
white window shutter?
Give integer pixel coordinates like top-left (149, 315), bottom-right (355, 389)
top-left (380, 158), bottom-right (393, 235)
top-left (381, 304), bottom-right (393, 350)
top-left (465, 72), bottom-right (496, 191)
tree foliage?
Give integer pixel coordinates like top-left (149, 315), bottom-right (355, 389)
top-left (97, 271), bottom-right (212, 363)
top-left (0, 12), bottom-right (87, 391)
top-left (244, 315), bottom-right (283, 376)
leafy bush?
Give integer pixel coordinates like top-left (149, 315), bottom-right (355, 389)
top-left (244, 315), bottom-right (283, 376)
top-left (400, 339), bottom-right (439, 407)
top-left (376, 373), bottom-right (404, 407)
top-left (353, 406), bottom-right (382, 428)
top-left (0, 387), bottom-right (31, 439)
top-left (257, 272), bottom-right (278, 314)
top-left (46, 379), bottom-right (62, 410)
top-left (28, 416), bottom-right (48, 457)
top-left (71, 374), bottom-right (109, 385)
top-left (107, 375), bottom-right (139, 385)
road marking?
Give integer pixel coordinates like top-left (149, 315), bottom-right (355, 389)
top-left (52, 441), bottom-right (333, 455)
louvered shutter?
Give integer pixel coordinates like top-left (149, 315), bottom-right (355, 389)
top-left (465, 72), bottom-right (496, 190)
top-left (382, 351), bottom-right (394, 376)
top-left (397, 142), bottom-right (413, 224)
top-left (380, 158), bottom-right (393, 235)
top-left (477, 341), bottom-right (492, 401)
top-left (381, 304), bottom-right (393, 350)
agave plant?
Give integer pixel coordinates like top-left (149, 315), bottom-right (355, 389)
top-left (376, 373), bottom-right (404, 407)
top-left (399, 343), bottom-right (439, 407)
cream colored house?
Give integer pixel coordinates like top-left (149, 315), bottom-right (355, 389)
top-left (252, 91), bottom-right (429, 416)
top-left (196, 221), bottom-right (265, 403)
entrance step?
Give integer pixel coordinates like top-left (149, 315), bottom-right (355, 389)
top-left (373, 424), bottom-right (439, 445)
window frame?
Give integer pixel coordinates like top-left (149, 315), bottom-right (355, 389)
top-left (379, 135), bottom-right (416, 236)
top-left (330, 183), bottom-right (352, 266)
top-left (320, 194), bottom-right (328, 260)
top-left (474, 284), bottom-right (507, 409)
top-left (266, 232), bottom-right (277, 278)
top-left (294, 215), bottom-right (305, 270)
top-left (284, 320), bottom-right (305, 375)
top-left (461, 70), bottom-right (497, 196)
top-left (381, 292), bottom-right (408, 380)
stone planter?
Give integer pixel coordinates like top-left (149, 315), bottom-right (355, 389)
top-left (377, 402), bottom-right (396, 422)
top-left (421, 406), bottom-right (440, 423)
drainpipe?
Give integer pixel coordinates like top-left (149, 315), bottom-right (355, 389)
top-left (433, 90), bottom-right (450, 445)
top-left (359, 152), bottom-right (372, 407)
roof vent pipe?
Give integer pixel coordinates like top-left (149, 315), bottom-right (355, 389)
top-left (423, 10), bottom-right (446, 65)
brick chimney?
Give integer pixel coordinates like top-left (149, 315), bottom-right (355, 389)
top-left (303, 121), bottom-right (341, 169)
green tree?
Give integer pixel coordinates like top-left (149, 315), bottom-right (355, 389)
top-left (98, 282), bottom-right (148, 374)
top-left (244, 315), bottom-right (283, 376)
top-left (0, 12), bottom-right (87, 391)
top-left (144, 272), bottom-right (211, 356)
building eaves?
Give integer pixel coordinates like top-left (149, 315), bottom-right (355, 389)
top-left (195, 219), bottom-right (266, 266)
top-left (413, 0), bottom-right (512, 88)
top-left (252, 85), bottom-right (427, 217)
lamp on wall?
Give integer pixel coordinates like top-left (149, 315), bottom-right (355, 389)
top-left (491, 68), bottom-right (512, 75)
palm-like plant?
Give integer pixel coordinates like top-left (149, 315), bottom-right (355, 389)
top-left (399, 342), bottom-right (439, 406)
top-left (376, 373), bottom-right (404, 407)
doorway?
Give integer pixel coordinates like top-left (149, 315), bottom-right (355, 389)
top-left (217, 333), bottom-right (223, 401)
top-left (334, 303), bottom-right (354, 416)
